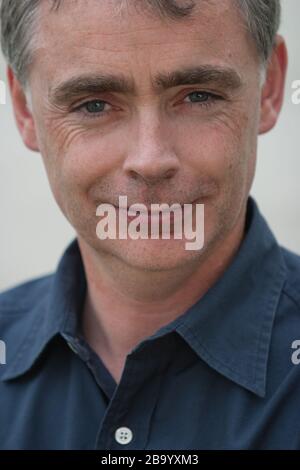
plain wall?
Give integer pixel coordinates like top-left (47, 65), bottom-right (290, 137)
top-left (0, 1), bottom-right (300, 291)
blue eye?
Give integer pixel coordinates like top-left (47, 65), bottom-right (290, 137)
top-left (188, 91), bottom-right (210, 102)
top-left (75, 99), bottom-right (111, 119)
top-left (85, 100), bottom-right (106, 113)
top-left (184, 91), bottom-right (220, 108)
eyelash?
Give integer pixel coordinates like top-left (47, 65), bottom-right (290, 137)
top-left (73, 91), bottom-right (221, 120)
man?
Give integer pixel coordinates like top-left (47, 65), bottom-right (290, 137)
top-left (0, 0), bottom-right (299, 451)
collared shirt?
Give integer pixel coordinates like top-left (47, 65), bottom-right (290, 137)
top-left (0, 196), bottom-right (300, 450)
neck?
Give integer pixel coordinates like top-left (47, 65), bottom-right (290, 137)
top-left (78, 206), bottom-right (247, 382)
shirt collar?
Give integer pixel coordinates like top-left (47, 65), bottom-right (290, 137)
top-left (141, 196), bottom-right (287, 397)
top-left (2, 196), bottom-right (287, 396)
top-left (1, 237), bottom-right (87, 381)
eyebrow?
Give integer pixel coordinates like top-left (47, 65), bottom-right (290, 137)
top-left (49, 65), bottom-right (243, 106)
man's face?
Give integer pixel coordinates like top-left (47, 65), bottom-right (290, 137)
top-left (26, 0), bottom-right (262, 270)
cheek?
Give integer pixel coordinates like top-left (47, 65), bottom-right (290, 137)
top-left (179, 117), bottom-right (246, 184)
top-left (178, 107), bottom-right (258, 229)
top-left (58, 134), bottom-right (124, 198)
top-left (37, 117), bottom-right (126, 199)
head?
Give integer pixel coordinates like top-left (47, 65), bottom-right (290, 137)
top-left (0, 0), bottom-right (287, 272)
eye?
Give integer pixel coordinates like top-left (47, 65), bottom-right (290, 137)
top-left (74, 99), bottom-right (112, 119)
top-left (183, 91), bottom-right (221, 108)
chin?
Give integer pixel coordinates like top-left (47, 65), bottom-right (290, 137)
top-left (96, 237), bottom-right (207, 272)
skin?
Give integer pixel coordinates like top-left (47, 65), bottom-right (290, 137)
top-left (7, 0), bottom-right (287, 383)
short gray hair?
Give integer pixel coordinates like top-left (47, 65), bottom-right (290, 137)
top-left (0, 0), bottom-right (281, 88)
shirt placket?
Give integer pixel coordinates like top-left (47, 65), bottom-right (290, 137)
top-left (94, 334), bottom-right (175, 450)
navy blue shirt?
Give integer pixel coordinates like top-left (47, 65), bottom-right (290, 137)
top-left (1, 196), bottom-right (300, 450)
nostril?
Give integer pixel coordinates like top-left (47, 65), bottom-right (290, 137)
top-left (129, 170), bottom-right (140, 181)
top-left (128, 168), bottom-right (176, 185)
top-left (164, 168), bottom-right (176, 179)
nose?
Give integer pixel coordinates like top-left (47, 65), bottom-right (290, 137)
top-left (123, 109), bottom-right (180, 184)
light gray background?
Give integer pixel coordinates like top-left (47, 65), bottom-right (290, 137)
top-left (0, 1), bottom-right (299, 292)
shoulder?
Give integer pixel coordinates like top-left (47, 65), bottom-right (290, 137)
top-left (0, 274), bottom-right (54, 313)
top-left (0, 274), bottom-right (54, 362)
top-left (280, 246), bottom-right (300, 312)
top-left (270, 245), bottom-right (300, 364)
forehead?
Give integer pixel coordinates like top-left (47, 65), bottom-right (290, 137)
top-left (32, 0), bottom-right (258, 88)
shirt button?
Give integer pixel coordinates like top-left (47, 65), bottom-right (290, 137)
top-left (115, 427), bottom-right (133, 445)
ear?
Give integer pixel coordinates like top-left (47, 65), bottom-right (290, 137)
top-left (7, 66), bottom-right (40, 152)
top-left (259, 35), bottom-right (288, 135)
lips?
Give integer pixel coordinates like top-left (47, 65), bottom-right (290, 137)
top-left (115, 202), bottom-right (192, 213)
top-left (118, 205), bottom-right (186, 217)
